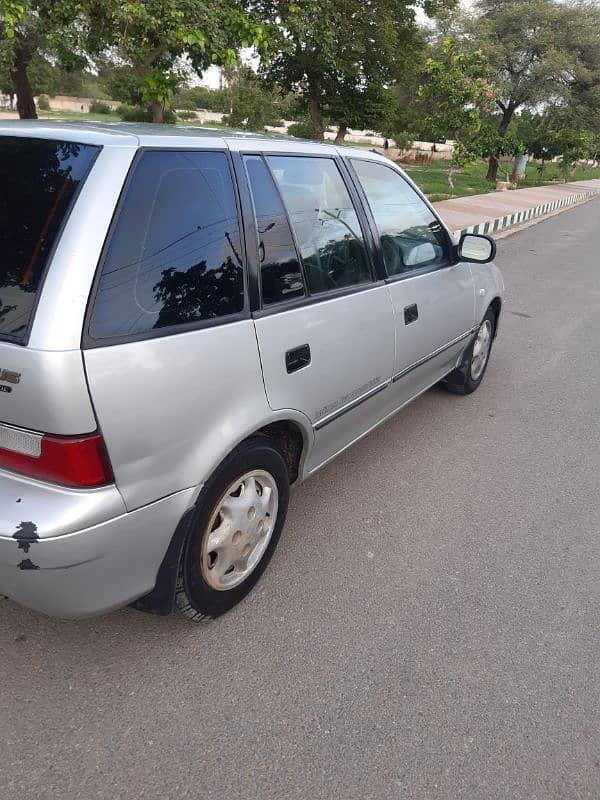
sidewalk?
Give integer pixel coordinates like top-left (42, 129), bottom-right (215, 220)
top-left (433, 179), bottom-right (600, 236)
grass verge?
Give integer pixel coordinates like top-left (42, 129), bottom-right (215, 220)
top-left (403, 158), bottom-right (600, 201)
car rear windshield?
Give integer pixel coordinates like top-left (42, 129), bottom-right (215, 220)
top-left (0, 136), bottom-right (100, 343)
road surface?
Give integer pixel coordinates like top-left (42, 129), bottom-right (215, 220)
top-left (2, 198), bottom-right (600, 800)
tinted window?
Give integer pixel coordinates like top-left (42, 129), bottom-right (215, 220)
top-left (0, 137), bottom-right (99, 342)
top-left (244, 155), bottom-right (305, 305)
top-left (89, 150), bottom-right (244, 340)
top-left (352, 159), bottom-right (449, 276)
top-left (267, 156), bottom-right (372, 294)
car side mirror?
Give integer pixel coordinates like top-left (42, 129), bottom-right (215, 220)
top-left (457, 233), bottom-right (496, 264)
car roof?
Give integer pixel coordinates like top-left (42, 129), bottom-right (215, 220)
top-left (0, 119), bottom-right (386, 161)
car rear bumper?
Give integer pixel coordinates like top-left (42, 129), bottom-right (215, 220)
top-left (0, 487), bottom-right (196, 618)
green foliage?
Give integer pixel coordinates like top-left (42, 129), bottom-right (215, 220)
top-left (176, 109), bottom-right (197, 120)
top-left (174, 86), bottom-right (231, 112)
top-left (0, 0), bottom-right (25, 38)
top-left (116, 104), bottom-right (177, 124)
top-left (287, 118), bottom-right (318, 140)
top-left (420, 38), bottom-right (497, 165)
top-left (510, 108), bottom-right (597, 178)
top-left (556, 128), bottom-right (596, 177)
top-left (223, 64), bottom-right (284, 131)
top-left (85, 0), bottom-right (272, 121)
top-left (472, 0), bottom-right (575, 114)
top-left (98, 64), bottom-right (142, 105)
top-left (256, 0), bottom-right (435, 140)
top-left (466, 0), bottom-right (591, 178)
top-left (0, 1), bottom-right (92, 118)
top-left (36, 93), bottom-right (49, 109)
top-left (393, 131), bottom-right (414, 151)
top-left (89, 100), bottom-right (111, 114)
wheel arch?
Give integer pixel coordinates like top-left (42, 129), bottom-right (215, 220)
top-left (132, 414), bottom-right (311, 616)
top-left (250, 419), bottom-right (308, 486)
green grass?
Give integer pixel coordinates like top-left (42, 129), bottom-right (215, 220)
top-left (403, 158), bottom-right (600, 202)
top-left (38, 109), bottom-right (123, 123)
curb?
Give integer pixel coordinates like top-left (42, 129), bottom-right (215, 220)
top-left (456, 190), bottom-right (598, 237)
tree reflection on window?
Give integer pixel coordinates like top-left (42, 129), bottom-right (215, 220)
top-left (89, 151), bottom-right (244, 340)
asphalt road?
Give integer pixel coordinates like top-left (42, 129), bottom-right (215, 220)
top-left (3, 198), bottom-right (600, 800)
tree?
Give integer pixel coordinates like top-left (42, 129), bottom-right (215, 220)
top-left (86, 1), bottom-right (271, 122)
top-left (173, 85), bottom-right (231, 112)
top-left (0, 1), bottom-right (90, 118)
top-left (224, 64), bottom-right (285, 131)
top-left (516, 108), bottom-right (596, 179)
top-left (554, 127), bottom-right (595, 180)
top-left (560, 1), bottom-right (600, 141)
top-left (1, 0), bottom-right (37, 118)
top-left (469, 0), bottom-right (580, 181)
top-left (419, 37), bottom-right (497, 185)
top-left (97, 62), bottom-right (143, 106)
top-left (256, 0), bottom-right (450, 142)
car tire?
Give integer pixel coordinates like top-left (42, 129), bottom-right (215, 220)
top-left (443, 307), bottom-right (496, 395)
top-left (175, 437), bottom-right (290, 622)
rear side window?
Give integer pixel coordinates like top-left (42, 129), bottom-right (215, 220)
top-left (0, 136), bottom-right (99, 342)
top-left (88, 150), bottom-right (244, 341)
top-left (267, 156), bottom-right (372, 294)
top-left (243, 155), bottom-right (305, 305)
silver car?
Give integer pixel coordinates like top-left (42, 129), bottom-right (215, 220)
top-left (0, 122), bottom-right (504, 620)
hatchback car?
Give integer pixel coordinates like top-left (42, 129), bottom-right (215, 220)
top-left (0, 122), bottom-right (503, 620)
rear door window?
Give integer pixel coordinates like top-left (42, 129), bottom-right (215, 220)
top-left (267, 156), bottom-right (373, 294)
top-left (88, 150), bottom-right (245, 341)
top-left (0, 136), bottom-right (99, 342)
top-left (243, 154), bottom-right (306, 305)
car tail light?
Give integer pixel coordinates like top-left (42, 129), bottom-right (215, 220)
top-left (0, 427), bottom-right (113, 488)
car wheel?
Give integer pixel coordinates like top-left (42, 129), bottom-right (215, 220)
top-left (443, 307), bottom-right (496, 395)
top-left (175, 437), bottom-right (289, 622)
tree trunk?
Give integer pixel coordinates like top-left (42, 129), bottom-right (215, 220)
top-left (150, 99), bottom-right (164, 123)
top-left (308, 96), bottom-right (324, 140)
top-left (446, 165), bottom-right (455, 196)
top-left (486, 154), bottom-right (500, 182)
top-left (539, 157), bottom-right (546, 179)
top-left (486, 105), bottom-right (515, 182)
top-left (510, 155), bottom-right (519, 182)
top-left (334, 121), bottom-right (348, 145)
top-left (10, 44), bottom-right (37, 120)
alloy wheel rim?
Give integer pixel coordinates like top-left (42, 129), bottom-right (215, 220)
top-left (470, 319), bottom-right (492, 381)
top-left (201, 470), bottom-right (278, 591)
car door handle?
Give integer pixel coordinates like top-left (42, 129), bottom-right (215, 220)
top-left (404, 303), bottom-right (419, 324)
top-left (285, 344), bottom-right (311, 374)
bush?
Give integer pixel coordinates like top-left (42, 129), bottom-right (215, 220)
top-left (393, 131), bottom-right (414, 152)
top-left (117, 104), bottom-right (177, 124)
top-left (89, 101), bottom-right (112, 115)
top-left (176, 110), bottom-right (197, 120)
top-left (174, 87), bottom-right (231, 112)
top-left (287, 118), bottom-right (317, 140)
top-left (117, 104), bottom-right (151, 122)
top-left (37, 95), bottom-right (50, 111)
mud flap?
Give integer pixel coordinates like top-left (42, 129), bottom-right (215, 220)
top-left (130, 506), bottom-right (196, 616)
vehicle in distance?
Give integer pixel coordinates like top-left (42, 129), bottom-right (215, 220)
top-left (0, 122), bottom-right (503, 620)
